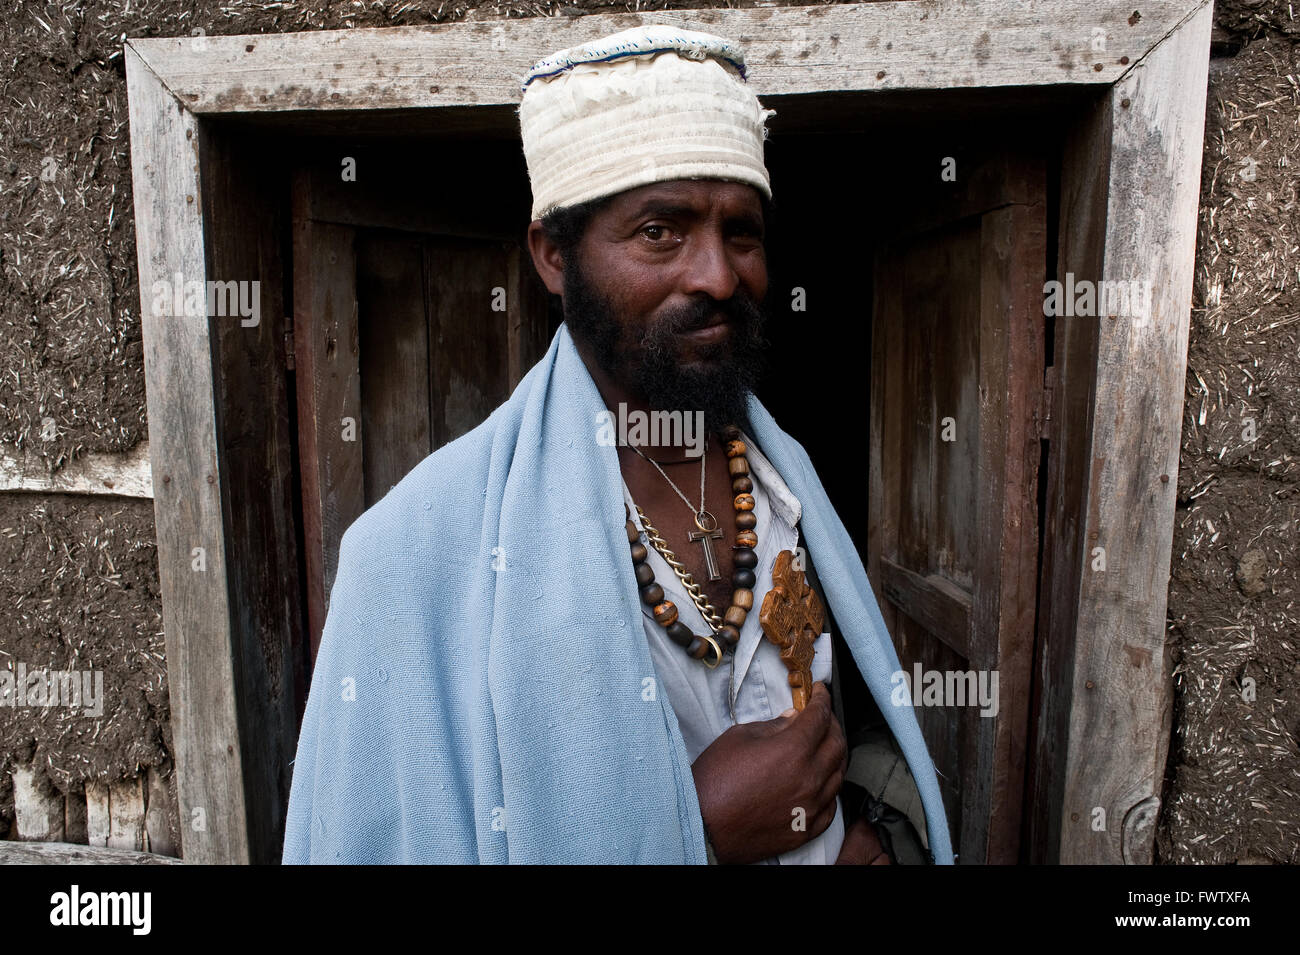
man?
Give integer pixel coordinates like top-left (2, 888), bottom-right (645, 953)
top-left (283, 24), bottom-right (953, 865)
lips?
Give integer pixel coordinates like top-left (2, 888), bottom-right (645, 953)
top-left (683, 315), bottom-right (731, 333)
top-left (680, 318), bottom-right (733, 344)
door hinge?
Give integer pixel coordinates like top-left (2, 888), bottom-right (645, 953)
top-left (284, 315), bottom-right (295, 371)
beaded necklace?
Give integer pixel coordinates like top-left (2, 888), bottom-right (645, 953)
top-left (623, 424), bottom-right (758, 669)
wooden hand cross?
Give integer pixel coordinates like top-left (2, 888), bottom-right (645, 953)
top-left (759, 549), bottom-right (826, 711)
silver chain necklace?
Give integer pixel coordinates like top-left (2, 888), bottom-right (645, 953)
top-left (627, 435), bottom-right (718, 535)
top-left (629, 434), bottom-right (739, 722)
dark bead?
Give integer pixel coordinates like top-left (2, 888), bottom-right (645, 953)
top-left (625, 520), bottom-right (640, 543)
top-left (719, 624), bottom-right (741, 646)
top-left (733, 547), bottom-right (758, 568)
top-left (685, 636), bottom-right (707, 659)
top-left (639, 582), bottom-right (664, 606)
top-left (665, 621), bottom-right (694, 647)
top-left (733, 568), bottom-right (756, 589)
top-left (732, 476), bottom-right (753, 494)
top-left (735, 511), bottom-right (757, 530)
top-left (635, 562), bottom-right (655, 587)
top-left (629, 541), bottom-right (648, 564)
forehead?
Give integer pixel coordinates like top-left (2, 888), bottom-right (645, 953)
top-left (602, 180), bottom-right (765, 221)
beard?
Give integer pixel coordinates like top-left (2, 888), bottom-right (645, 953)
top-left (561, 252), bottom-right (772, 436)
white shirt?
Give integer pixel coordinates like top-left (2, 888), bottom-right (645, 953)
top-left (622, 429), bottom-right (844, 865)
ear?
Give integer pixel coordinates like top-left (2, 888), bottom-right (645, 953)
top-left (526, 220), bottom-right (566, 297)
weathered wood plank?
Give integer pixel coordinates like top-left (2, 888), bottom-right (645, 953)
top-left (292, 177), bottom-right (365, 662)
top-left (108, 776), bottom-right (147, 851)
top-left (0, 841), bottom-right (183, 865)
top-left (878, 558), bottom-right (972, 661)
top-left (1048, 3), bottom-right (1213, 865)
top-left (868, 246), bottom-right (903, 640)
top-left (1024, 81), bottom-right (1111, 869)
top-left (201, 127), bottom-right (306, 860)
top-left (144, 766), bottom-right (177, 857)
top-left (11, 766), bottom-right (65, 841)
top-left (970, 195), bottom-right (1047, 864)
top-left (357, 231), bottom-right (431, 504)
top-left (125, 43), bottom-right (250, 864)
top-left (0, 441), bottom-right (153, 497)
top-left (125, 2), bottom-right (1196, 114)
top-left (424, 237), bottom-right (512, 448)
top-left (506, 244), bottom-right (554, 390)
top-left (85, 780), bottom-right (111, 847)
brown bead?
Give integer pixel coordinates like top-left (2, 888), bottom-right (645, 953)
top-left (735, 530), bottom-right (758, 548)
top-left (635, 562), bottom-right (655, 587)
top-left (629, 541), bottom-right (648, 564)
top-left (735, 511), bottom-right (757, 530)
top-left (721, 425), bottom-right (742, 442)
top-left (639, 582), bottom-right (664, 606)
top-left (725, 440), bottom-right (747, 459)
top-left (733, 547), bottom-right (758, 569)
top-left (686, 636), bottom-right (709, 660)
top-left (732, 588), bottom-right (754, 611)
top-left (625, 520), bottom-right (640, 543)
top-left (728, 456), bottom-right (750, 478)
top-left (732, 476), bottom-right (753, 494)
top-left (653, 601), bottom-right (678, 626)
top-left (718, 624), bottom-right (741, 646)
top-left (724, 605), bottom-right (747, 628)
top-left (733, 493), bottom-right (755, 512)
top-left (666, 621), bottom-right (694, 647)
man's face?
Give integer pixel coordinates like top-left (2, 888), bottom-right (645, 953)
top-left (560, 180), bottom-right (773, 433)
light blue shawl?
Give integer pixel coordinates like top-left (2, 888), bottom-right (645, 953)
top-left (282, 322), bottom-right (954, 864)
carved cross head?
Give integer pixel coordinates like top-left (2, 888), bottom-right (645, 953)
top-left (759, 549), bottom-right (826, 711)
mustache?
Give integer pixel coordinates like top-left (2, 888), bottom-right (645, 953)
top-left (651, 290), bottom-right (766, 335)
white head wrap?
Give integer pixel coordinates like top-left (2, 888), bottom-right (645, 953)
top-left (518, 25), bottom-right (776, 221)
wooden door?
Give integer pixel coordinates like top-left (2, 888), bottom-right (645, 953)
top-left (290, 152), bottom-right (553, 662)
top-left (868, 151), bottom-right (1047, 864)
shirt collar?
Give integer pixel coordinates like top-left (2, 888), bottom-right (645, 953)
top-left (620, 427), bottom-right (801, 531)
top-left (738, 427), bottom-right (801, 529)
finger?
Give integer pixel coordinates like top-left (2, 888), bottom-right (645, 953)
top-left (808, 795), bottom-right (839, 839)
top-left (836, 818), bottom-right (877, 864)
top-left (855, 821), bottom-right (891, 865)
top-left (793, 682), bottom-right (832, 747)
top-left (749, 705), bottom-right (801, 738)
top-left (810, 708), bottom-right (848, 787)
top-left (814, 758), bottom-right (844, 811)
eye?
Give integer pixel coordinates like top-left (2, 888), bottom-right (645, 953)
top-left (637, 220), bottom-right (681, 242)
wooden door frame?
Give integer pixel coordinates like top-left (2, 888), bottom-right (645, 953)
top-left (124, 0), bottom-right (1213, 863)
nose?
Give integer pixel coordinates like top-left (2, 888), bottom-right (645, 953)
top-left (679, 229), bottom-right (741, 302)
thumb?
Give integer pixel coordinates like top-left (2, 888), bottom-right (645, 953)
top-left (751, 706), bottom-right (800, 737)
